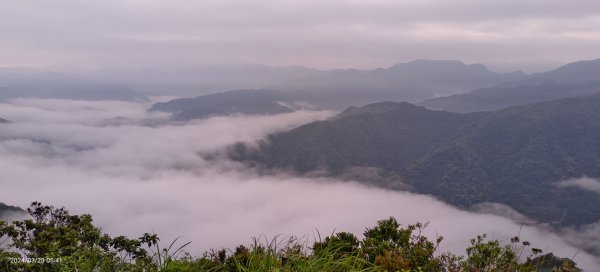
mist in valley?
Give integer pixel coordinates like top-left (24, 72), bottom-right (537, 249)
top-left (0, 99), bottom-right (598, 270)
top-left (2, 0), bottom-right (600, 270)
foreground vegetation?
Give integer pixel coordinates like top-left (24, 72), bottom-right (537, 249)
top-left (0, 202), bottom-right (581, 271)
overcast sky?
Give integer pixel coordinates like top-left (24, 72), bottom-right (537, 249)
top-left (1, 0), bottom-right (600, 72)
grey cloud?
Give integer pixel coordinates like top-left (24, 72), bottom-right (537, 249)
top-left (560, 223), bottom-right (600, 257)
top-left (557, 177), bottom-right (600, 195)
top-left (469, 202), bottom-right (535, 225)
top-left (1, 1), bottom-right (599, 71)
top-left (0, 99), bottom-right (598, 270)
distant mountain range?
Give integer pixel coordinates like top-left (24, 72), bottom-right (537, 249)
top-left (0, 67), bottom-right (147, 101)
top-left (1, 59), bottom-right (524, 104)
top-left (420, 59), bottom-right (600, 112)
top-left (151, 60), bottom-right (527, 120)
top-left (83, 60), bottom-right (525, 100)
top-left (6, 58), bottom-right (600, 121)
top-left (231, 93), bottom-right (600, 227)
top-left (521, 58), bottom-right (600, 85)
top-left (0, 82), bottom-right (145, 102)
top-left (270, 59), bottom-right (525, 108)
top-left (154, 59), bottom-right (600, 120)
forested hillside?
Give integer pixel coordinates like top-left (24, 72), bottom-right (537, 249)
top-left (232, 94), bottom-right (600, 226)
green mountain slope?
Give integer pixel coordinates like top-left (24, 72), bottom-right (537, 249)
top-left (409, 96), bottom-right (600, 225)
top-left (232, 94), bottom-right (600, 226)
top-left (275, 59), bottom-right (524, 108)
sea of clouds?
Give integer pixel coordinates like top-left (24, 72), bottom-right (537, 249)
top-left (0, 98), bottom-right (598, 270)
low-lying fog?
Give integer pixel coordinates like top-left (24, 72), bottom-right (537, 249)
top-left (0, 98), bottom-right (598, 270)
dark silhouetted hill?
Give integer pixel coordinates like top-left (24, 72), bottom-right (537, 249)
top-left (0, 202), bottom-right (24, 219)
top-left (150, 89), bottom-right (297, 121)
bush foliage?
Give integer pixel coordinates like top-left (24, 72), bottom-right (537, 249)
top-left (0, 202), bottom-right (582, 271)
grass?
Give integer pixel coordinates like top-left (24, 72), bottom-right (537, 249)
top-left (159, 235), bottom-right (380, 272)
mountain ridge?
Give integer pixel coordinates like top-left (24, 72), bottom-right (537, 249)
top-left (419, 58), bottom-right (600, 113)
top-left (151, 59), bottom-right (527, 119)
top-left (231, 93), bottom-right (600, 227)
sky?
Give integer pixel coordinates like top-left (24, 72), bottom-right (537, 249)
top-left (1, 0), bottom-right (600, 73)
top-left (0, 98), bottom-right (599, 269)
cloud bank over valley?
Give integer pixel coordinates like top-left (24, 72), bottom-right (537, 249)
top-left (0, 99), bottom-right (598, 269)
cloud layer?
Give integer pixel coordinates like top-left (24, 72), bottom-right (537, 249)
top-left (1, 1), bottom-right (600, 72)
top-left (558, 177), bottom-right (600, 195)
top-left (0, 98), bottom-right (598, 270)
